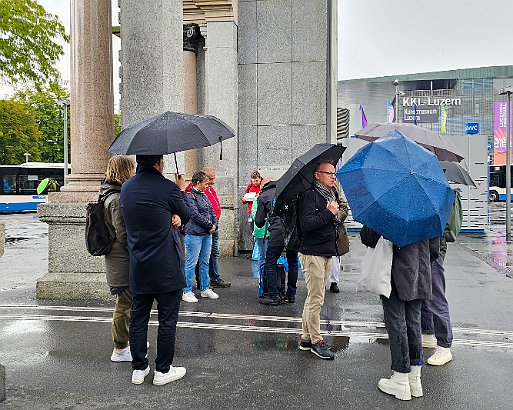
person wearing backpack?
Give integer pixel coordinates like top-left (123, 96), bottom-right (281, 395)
top-left (99, 155), bottom-right (136, 363)
top-left (421, 188), bottom-right (462, 366)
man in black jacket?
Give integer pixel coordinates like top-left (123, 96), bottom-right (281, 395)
top-left (297, 160), bottom-right (339, 360)
top-left (121, 155), bottom-right (190, 386)
top-left (254, 180), bottom-right (299, 305)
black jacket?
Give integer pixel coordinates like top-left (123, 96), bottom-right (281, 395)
top-left (254, 182), bottom-right (285, 247)
top-left (121, 165), bottom-right (190, 294)
top-left (298, 187), bottom-right (338, 257)
top-left (183, 188), bottom-right (218, 236)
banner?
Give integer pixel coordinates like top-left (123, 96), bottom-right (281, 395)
top-left (494, 101), bottom-right (513, 165)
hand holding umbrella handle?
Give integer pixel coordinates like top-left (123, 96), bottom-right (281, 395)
top-left (327, 201), bottom-right (339, 215)
top-left (175, 173), bottom-right (186, 191)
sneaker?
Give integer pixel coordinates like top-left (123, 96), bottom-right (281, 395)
top-left (329, 282), bottom-right (340, 293)
top-left (299, 339), bottom-right (312, 351)
top-left (378, 371), bottom-right (411, 401)
top-left (421, 334), bottom-right (437, 348)
top-left (427, 347), bottom-right (452, 366)
top-left (408, 365), bottom-right (423, 397)
top-left (110, 346), bottom-right (132, 362)
top-left (259, 296), bottom-right (285, 306)
top-left (210, 279), bottom-right (231, 288)
top-left (310, 340), bottom-right (335, 360)
top-left (285, 294), bottom-right (295, 303)
top-left (153, 366), bottom-right (186, 385)
top-left (200, 288), bottom-right (219, 299)
top-left (132, 366), bottom-right (150, 385)
top-left (182, 291), bottom-right (198, 303)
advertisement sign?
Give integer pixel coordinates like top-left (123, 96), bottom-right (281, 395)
top-left (494, 102), bottom-right (513, 165)
top-left (465, 123), bottom-right (479, 134)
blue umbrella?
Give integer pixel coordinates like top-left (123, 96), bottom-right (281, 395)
top-left (336, 131), bottom-right (455, 247)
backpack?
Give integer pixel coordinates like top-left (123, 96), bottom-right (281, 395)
top-left (444, 189), bottom-right (463, 243)
top-left (85, 193), bottom-right (115, 256)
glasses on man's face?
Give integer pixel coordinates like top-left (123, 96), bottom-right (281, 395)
top-left (317, 171), bottom-right (336, 177)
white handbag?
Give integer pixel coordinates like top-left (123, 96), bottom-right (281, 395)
top-left (358, 236), bottom-right (393, 297)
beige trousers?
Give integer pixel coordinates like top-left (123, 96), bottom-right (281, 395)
top-left (299, 253), bottom-right (331, 344)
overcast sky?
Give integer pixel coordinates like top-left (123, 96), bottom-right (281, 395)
top-left (3, 0), bottom-right (513, 99)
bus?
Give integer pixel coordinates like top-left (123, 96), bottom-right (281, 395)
top-left (489, 165), bottom-right (513, 202)
top-left (0, 162), bottom-right (70, 212)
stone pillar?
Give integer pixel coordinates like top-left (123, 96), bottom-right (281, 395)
top-left (0, 223), bottom-right (4, 402)
top-left (36, 0), bottom-right (114, 301)
top-left (183, 24), bottom-right (203, 178)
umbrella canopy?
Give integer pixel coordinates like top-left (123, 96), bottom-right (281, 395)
top-left (337, 131), bottom-right (454, 248)
top-left (274, 144), bottom-right (346, 212)
top-left (108, 111), bottom-right (235, 155)
top-left (355, 122), bottom-right (465, 162)
top-left (439, 161), bottom-right (476, 187)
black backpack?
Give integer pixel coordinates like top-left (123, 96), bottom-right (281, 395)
top-left (85, 193), bottom-right (115, 256)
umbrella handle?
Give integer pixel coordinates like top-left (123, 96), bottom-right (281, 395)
top-left (219, 136), bottom-right (223, 161)
top-left (174, 152), bottom-right (179, 174)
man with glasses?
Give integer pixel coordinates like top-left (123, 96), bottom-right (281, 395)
top-left (297, 160), bottom-right (340, 360)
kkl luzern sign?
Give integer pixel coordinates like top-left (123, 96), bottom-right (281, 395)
top-left (401, 97), bottom-right (461, 123)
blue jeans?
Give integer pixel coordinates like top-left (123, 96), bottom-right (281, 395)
top-left (255, 238), bottom-right (268, 271)
top-left (184, 234), bottom-right (212, 293)
top-left (209, 229), bottom-right (221, 282)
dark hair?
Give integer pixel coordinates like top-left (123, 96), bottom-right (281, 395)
top-left (192, 171), bottom-right (210, 185)
top-left (313, 159), bottom-right (334, 174)
top-left (136, 155), bottom-right (163, 167)
top-left (251, 170), bottom-right (261, 179)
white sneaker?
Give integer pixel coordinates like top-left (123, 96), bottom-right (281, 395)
top-left (427, 347), bottom-right (452, 366)
top-left (378, 371), bottom-right (411, 401)
top-left (200, 288), bottom-right (219, 299)
top-left (153, 366), bottom-right (186, 386)
top-left (132, 366), bottom-right (150, 385)
top-left (408, 365), bottom-right (423, 397)
top-left (421, 334), bottom-right (437, 348)
top-left (182, 291), bottom-right (198, 303)
top-left (110, 346), bottom-right (132, 362)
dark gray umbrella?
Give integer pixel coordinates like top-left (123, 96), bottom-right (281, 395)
top-left (108, 111), bottom-right (235, 156)
top-left (355, 122), bottom-right (465, 162)
top-left (273, 144), bottom-right (346, 212)
top-left (439, 161), bottom-right (476, 187)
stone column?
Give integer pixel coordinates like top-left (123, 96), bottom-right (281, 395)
top-left (36, 0), bottom-right (114, 300)
top-left (0, 223), bottom-right (4, 402)
top-left (183, 24), bottom-right (203, 178)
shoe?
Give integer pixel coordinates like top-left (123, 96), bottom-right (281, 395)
top-left (259, 296), bottom-right (285, 306)
top-left (182, 291), bottom-right (198, 303)
top-left (210, 279), bottom-right (231, 288)
top-left (310, 340), bottom-right (335, 360)
top-left (153, 366), bottom-right (186, 385)
top-left (330, 282), bottom-right (340, 293)
top-left (110, 346), bottom-right (132, 362)
top-left (299, 339), bottom-right (312, 351)
top-left (427, 347), bottom-right (452, 366)
top-left (422, 334), bottom-right (437, 348)
top-left (408, 365), bottom-right (423, 397)
top-left (132, 366), bottom-right (150, 385)
top-left (378, 371), bottom-right (411, 401)
top-left (285, 294), bottom-right (295, 303)
top-left (200, 288), bottom-right (219, 299)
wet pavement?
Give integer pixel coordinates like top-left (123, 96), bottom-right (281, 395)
top-left (1, 210), bottom-right (513, 409)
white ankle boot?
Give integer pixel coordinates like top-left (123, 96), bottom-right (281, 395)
top-left (378, 371), bottom-right (411, 401)
top-left (408, 365), bottom-right (423, 397)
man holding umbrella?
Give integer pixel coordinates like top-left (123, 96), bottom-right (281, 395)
top-left (297, 160), bottom-right (340, 360)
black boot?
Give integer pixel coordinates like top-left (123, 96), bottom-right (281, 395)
top-left (330, 282), bottom-right (340, 293)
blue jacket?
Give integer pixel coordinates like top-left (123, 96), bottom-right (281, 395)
top-left (184, 187), bottom-right (218, 236)
top-left (121, 165), bottom-right (190, 294)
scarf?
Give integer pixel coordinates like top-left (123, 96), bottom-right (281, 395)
top-left (313, 181), bottom-right (340, 224)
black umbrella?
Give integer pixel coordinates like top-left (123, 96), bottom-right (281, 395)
top-left (273, 143), bottom-right (346, 212)
top-left (108, 111), bottom-right (235, 170)
top-left (439, 161), bottom-right (477, 187)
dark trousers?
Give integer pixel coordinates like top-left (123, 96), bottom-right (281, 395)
top-left (264, 245), bottom-right (298, 299)
top-left (130, 289), bottom-right (181, 373)
top-left (421, 254), bottom-right (453, 348)
top-left (381, 286), bottom-right (423, 373)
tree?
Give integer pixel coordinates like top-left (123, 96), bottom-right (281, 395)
top-left (14, 83), bottom-right (69, 163)
top-left (0, 100), bottom-right (41, 164)
top-left (0, 0), bottom-right (69, 87)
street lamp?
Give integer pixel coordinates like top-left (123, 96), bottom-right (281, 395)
top-left (499, 87), bottom-right (512, 240)
top-left (24, 152), bottom-right (31, 163)
top-left (394, 79), bottom-right (405, 123)
top-left (57, 100), bottom-right (70, 185)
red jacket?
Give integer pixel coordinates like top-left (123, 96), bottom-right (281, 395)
top-left (186, 182), bottom-right (221, 219)
top-left (242, 183), bottom-right (261, 214)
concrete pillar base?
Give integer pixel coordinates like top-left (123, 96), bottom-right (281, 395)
top-left (36, 273), bottom-right (110, 302)
top-left (0, 363), bottom-right (5, 402)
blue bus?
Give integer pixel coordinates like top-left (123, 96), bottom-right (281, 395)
top-left (0, 162), bottom-right (70, 212)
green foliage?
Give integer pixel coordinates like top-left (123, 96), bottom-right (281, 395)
top-left (0, 0), bottom-right (69, 87)
top-left (114, 113), bottom-right (121, 136)
top-left (0, 99), bottom-right (41, 164)
top-left (13, 83), bottom-right (70, 163)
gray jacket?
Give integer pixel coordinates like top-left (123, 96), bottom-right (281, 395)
top-left (99, 182), bottom-right (129, 287)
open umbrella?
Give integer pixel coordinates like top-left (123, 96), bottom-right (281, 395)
top-left (355, 122), bottom-right (465, 162)
top-left (439, 161), bottom-right (476, 187)
top-left (337, 131), bottom-right (454, 248)
top-left (108, 111), bottom-right (235, 170)
top-left (36, 178), bottom-right (49, 195)
top-left (273, 144), bottom-right (346, 212)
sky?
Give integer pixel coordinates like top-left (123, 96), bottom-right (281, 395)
top-left (3, 0), bottom-right (513, 100)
